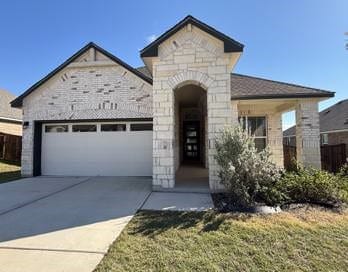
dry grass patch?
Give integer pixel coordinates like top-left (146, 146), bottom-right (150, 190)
top-left (0, 160), bottom-right (21, 183)
top-left (95, 208), bottom-right (348, 272)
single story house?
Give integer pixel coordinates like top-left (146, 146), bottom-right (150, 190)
top-left (11, 15), bottom-right (334, 191)
top-left (0, 89), bottom-right (22, 161)
top-left (284, 99), bottom-right (348, 156)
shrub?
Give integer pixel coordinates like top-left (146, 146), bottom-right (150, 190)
top-left (214, 126), bottom-right (284, 207)
top-left (278, 166), bottom-right (348, 206)
top-left (338, 163), bottom-right (348, 177)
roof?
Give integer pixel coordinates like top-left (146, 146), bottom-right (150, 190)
top-left (140, 15), bottom-right (244, 58)
top-left (284, 99), bottom-right (348, 136)
top-left (135, 67), bottom-right (334, 100)
top-left (0, 89), bottom-right (22, 121)
top-left (136, 66), bottom-right (152, 78)
top-left (11, 42), bottom-right (153, 108)
top-left (230, 73), bottom-right (334, 100)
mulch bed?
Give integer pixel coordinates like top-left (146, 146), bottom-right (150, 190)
top-left (211, 193), bottom-right (265, 213)
top-left (212, 193), bottom-right (346, 213)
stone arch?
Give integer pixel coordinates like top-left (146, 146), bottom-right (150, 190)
top-left (167, 71), bottom-right (214, 91)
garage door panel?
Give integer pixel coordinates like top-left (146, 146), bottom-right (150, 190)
top-left (41, 124), bottom-right (152, 176)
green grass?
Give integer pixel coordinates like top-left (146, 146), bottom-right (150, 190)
top-left (95, 208), bottom-right (348, 272)
top-left (0, 160), bottom-right (21, 183)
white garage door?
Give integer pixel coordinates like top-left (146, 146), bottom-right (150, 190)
top-left (41, 122), bottom-right (153, 176)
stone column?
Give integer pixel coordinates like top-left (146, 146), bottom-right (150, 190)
top-left (295, 100), bottom-right (321, 168)
top-left (152, 79), bottom-right (176, 189)
top-left (207, 81), bottom-right (233, 191)
top-left (268, 112), bottom-right (284, 167)
top-left (231, 100), bottom-right (239, 126)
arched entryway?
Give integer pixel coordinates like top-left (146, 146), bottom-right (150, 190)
top-left (174, 83), bottom-right (209, 191)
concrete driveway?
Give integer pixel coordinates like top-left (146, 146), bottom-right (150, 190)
top-left (0, 176), bottom-right (152, 272)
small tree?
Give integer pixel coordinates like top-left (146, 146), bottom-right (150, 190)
top-left (215, 126), bottom-right (283, 207)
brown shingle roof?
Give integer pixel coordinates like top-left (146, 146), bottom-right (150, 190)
top-left (230, 73), bottom-right (334, 100)
top-left (0, 89), bottom-right (22, 121)
top-left (135, 67), bottom-right (334, 100)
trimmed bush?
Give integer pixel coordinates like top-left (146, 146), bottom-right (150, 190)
top-left (278, 166), bottom-right (348, 206)
top-left (214, 126), bottom-right (283, 207)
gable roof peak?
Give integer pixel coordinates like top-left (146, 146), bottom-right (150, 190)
top-left (140, 15), bottom-right (244, 58)
top-left (11, 42), bottom-right (152, 108)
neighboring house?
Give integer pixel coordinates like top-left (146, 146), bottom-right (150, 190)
top-left (11, 15), bottom-right (334, 191)
top-left (284, 99), bottom-right (348, 155)
top-left (0, 89), bottom-right (22, 161)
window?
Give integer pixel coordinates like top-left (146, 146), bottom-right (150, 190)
top-left (321, 133), bottom-right (328, 145)
top-left (101, 124), bottom-right (126, 132)
top-left (239, 116), bottom-right (267, 151)
top-left (45, 125), bottom-right (68, 133)
top-left (130, 123), bottom-right (153, 131)
top-left (72, 124), bottom-right (97, 132)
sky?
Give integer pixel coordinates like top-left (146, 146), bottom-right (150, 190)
top-left (0, 0), bottom-right (347, 129)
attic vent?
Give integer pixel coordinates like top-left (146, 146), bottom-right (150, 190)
top-left (172, 40), bottom-right (179, 48)
top-left (324, 110), bottom-right (331, 115)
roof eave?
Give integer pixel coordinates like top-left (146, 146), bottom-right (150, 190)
top-left (11, 42), bottom-right (153, 109)
top-left (231, 92), bottom-right (335, 100)
top-left (140, 15), bottom-right (244, 58)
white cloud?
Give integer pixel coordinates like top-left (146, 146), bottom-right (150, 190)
top-left (146, 34), bottom-right (157, 43)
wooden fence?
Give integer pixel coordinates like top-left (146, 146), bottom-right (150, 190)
top-left (283, 144), bottom-right (347, 173)
top-left (321, 144), bottom-right (346, 173)
top-left (0, 133), bottom-right (22, 162)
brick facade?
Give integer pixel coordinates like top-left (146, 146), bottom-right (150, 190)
top-left (21, 49), bottom-right (152, 176)
top-left (325, 131), bottom-right (348, 156)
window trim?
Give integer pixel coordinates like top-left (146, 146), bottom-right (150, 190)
top-left (44, 124), bottom-right (69, 133)
top-left (238, 116), bottom-right (268, 149)
top-left (100, 123), bottom-right (127, 132)
top-left (130, 123), bottom-right (153, 131)
top-left (72, 124), bottom-right (97, 133)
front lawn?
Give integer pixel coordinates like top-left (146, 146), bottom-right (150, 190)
top-left (95, 208), bottom-right (348, 272)
top-left (0, 160), bottom-right (21, 184)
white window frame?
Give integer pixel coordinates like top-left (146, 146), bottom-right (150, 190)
top-left (44, 124), bottom-right (69, 133)
top-left (238, 116), bottom-right (268, 148)
top-left (100, 123), bottom-right (127, 132)
top-left (71, 123), bottom-right (97, 133)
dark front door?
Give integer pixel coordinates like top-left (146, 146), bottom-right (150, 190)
top-left (183, 121), bottom-right (200, 161)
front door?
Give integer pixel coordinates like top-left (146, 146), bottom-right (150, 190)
top-left (183, 121), bottom-right (200, 161)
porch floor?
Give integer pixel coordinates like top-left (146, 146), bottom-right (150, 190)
top-left (154, 164), bottom-right (210, 193)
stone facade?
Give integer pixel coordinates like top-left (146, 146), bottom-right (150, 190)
top-left (150, 24), bottom-right (240, 191)
top-left (295, 100), bottom-right (321, 168)
top-left (21, 48), bottom-right (152, 176)
top-left (16, 18), bottom-right (326, 191)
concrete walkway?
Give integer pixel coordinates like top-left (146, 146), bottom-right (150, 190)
top-left (0, 176), bottom-right (151, 272)
top-left (142, 191), bottom-right (214, 211)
